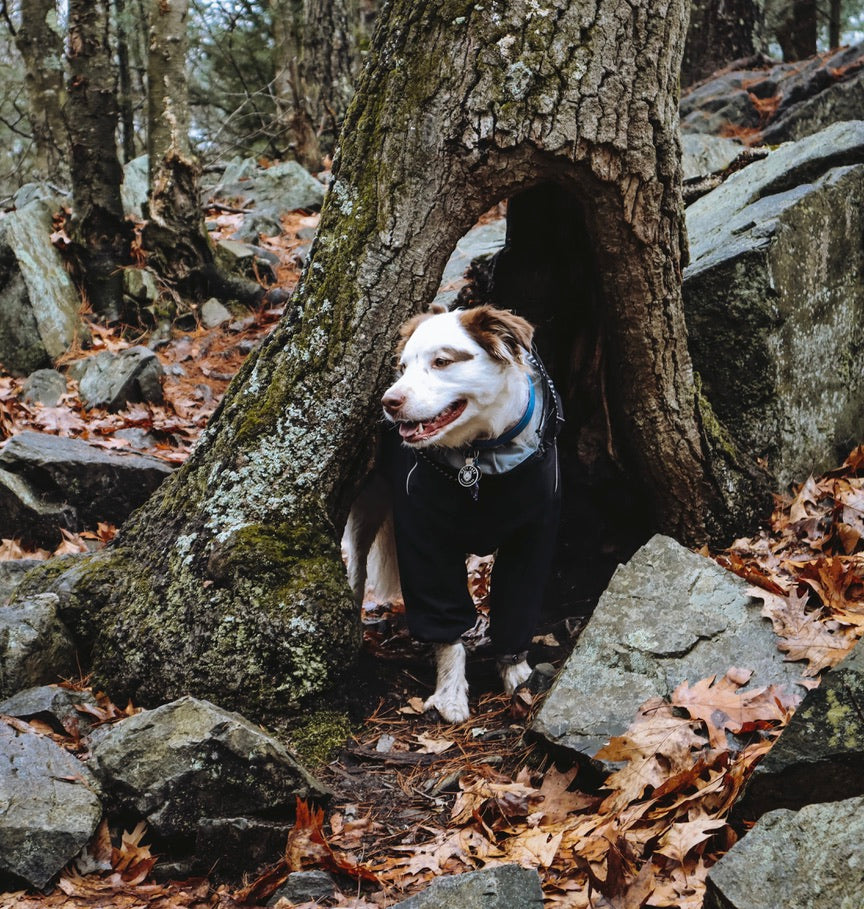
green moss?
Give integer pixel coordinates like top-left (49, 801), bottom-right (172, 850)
top-left (694, 372), bottom-right (741, 462)
top-left (288, 708), bottom-right (354, 766)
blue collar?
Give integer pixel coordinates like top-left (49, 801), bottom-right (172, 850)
top-left (473, 376), bottom-right (536, 450)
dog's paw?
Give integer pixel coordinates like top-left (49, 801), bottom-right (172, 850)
top-left (424, 688), bottom-right (470, 724)
top-left (499, 659), bottom-right (532, 696)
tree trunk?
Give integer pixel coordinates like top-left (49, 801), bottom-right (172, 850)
top-left (143, 0), bottom-right (263, 305)
top-left (66, 0), bottom-right (130, 322)
top-left (773, 0), bottom-right (818, 61)
top-left (682, 0), bottom-right (766, 87)
top-left (829, 0), bottom-right (842, 49)
top-left (115, 0), bottom-right (138, 163)
top-left (13, 0), bottom-right (68, 179)
top-left (21, 0), bottom-right (770, 721)
top-left (271, 0), bottom-right (357, 170)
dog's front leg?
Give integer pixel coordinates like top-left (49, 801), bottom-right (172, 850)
top-left (498, 657), bottom-right (532, 695)
top-left (424, 641), bottom-right (470, 723)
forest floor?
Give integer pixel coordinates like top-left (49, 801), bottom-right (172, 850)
top-left (2, 207), bottom-right (864, 909)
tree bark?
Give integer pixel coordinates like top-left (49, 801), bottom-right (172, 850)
top-left (271, 0), bottom-right (357, 170)
top-left (66, 0), bottom-right (131, 321)
top-left (143, 0), bottom-right (263, 305)
top-left (682, 0), bottom-right (766, 87)
top-left (114, 0), bottom-right (138, 163)
top-left (20, 0), bottom-right (770, 721)
top-left (772, 0), bottom-right (818, 61)
top-left (13, 0), bottom-right (68, 179)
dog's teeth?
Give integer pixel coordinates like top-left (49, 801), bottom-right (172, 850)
top-left (418, 423), bottom-right (424, 433)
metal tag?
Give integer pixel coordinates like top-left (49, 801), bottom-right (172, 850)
top-left (458, 461), bottom-right (480, 488)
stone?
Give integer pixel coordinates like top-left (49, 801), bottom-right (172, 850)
top-left (20, 368), bottom-right (67, 406)
top-left (266, 870), bottom-right (336, 906)
top-left (88, 696), bottom-right (329, 842)
top-left (69, 346), bottom-right (164, 411)
top-left (211, 158), bottom-right (325, 242)
top-left (680, 43), bottom-right (864, 144)
top-left (200, 297), bottom-right (232, 329)
top-left (704, 796), bottom-right (864, 909)
top-left (0, 430), bottom-right (173, 531)
top-left (0, 197), bottom-right (85, 376)
top-left (391, 864), bottom-right (543, 908)
top-left (0, 594), bottom-right (77, 700)
top-left (214, 238), bottom-right (277, 282)
top-left (121, 155), bottom-right (149, 219)
top-left (13, 183), bottom-right (55, 210)
top-left (0, 560), bottom-right (40, 605)
top-left (0, 684), bottom-right (99, 736)
top-left (683, 120), bottom-right (864, 487)
top-left (0, 720), bottom-right (102, 888)
top-left (531, 536), bottom-right (806, 766)
top-left (0, 466), bottom-right (76, 547)
top-left (680, 134), bottom-right (744, 181)
top-left (733, 637), bottom-right (864, 824)
top-left (434, 219), bottom-right (507, 308)
top-left (122, 268), bottom-right (160, 305)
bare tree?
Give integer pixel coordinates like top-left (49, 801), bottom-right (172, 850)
top-left (682, 0), bottom-right (766, 86)
top-left (18, 0), bottom-right (768, 722)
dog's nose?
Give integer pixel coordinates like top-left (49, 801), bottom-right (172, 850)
top-left (381, 391), bottom-right (405, 415)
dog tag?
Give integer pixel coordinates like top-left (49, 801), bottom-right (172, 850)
top-left (458, 459), bottom-right (480, 489)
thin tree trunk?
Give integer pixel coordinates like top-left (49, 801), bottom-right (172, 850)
top-left (829, 0), bottom-right (842, 48)
top-left (682, 0), bottom-right (766, 87)
top-left (19, 0), bottom-right (769, 721)
top-left (66, 0), bottom-right (130, 321)
top-left (13, 0), bottom-right (68, 178)
top-left (775, 0), bottom-right (818, 61)
top-left (143, 0), bottom-right (262, 304)
top-left (115, 0), bottom-right (137, 163)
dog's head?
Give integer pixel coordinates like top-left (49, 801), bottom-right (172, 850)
top-left (382, 305), bottom-right (535, 448)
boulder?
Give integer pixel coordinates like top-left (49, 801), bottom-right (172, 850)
top-left (0, 594), bottom-right (77, 699)
top-left (0, 559), bottom-right (40, 604)
top-left (0, 684), bottom-right (100, 736)
top-left (69, 346), bottom-right (164, 411)
top-left (265, 870), bottom-right (336, 906)
top-left (88, 696), bottom-right (329, 843)
top-left (211, 158), bottom-right (325, 242)
top-left (0, 431), bottom-right (173, 535)
top-left (0, 720), bottom-right (102, 889)
top-left (0, 197), bottom-right (85, 376)
top-left (214, 238), bottom-right (278, 283)
top-left (20, 368), bottom-right (67, 406)
top-left (0, 466), bottom-right (77, 547)
top-left (392, 864), bottom-right (543, 908)
top-left (733, 636), bottom-right (864, 824)
top-left (121, 154), bottom-right (149, 219)
top-left (704, 796), bottom-right (864, 909)
top-left (122, 268), bottom-right (160, 307)
top-left (683, 120), bottom-right (864, 487)
top-left (195, 817), bottom-right (293, 880)
top-left (200, 298), bottom-right (232, 329)
top-left (531, 536), bottom-right (806, 765)
top-left (681, 134), bottom-right (744, 181)
top-left (434, 220), bottom-right (507, 309)
top-left (680, 43), bottom-right (864, 144)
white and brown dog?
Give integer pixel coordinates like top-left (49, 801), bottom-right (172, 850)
top-left (345, 305), bottom-right (561, 723)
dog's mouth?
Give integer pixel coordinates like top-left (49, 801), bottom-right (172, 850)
top-left (398, 400), bottom-right (467, 444)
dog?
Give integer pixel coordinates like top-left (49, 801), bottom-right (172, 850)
top-left (345, 305), bottom-right (562, 723)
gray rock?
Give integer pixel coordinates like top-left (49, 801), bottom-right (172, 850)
top-left (531, 536), bottom-right (806, 765)
top-left (733, 636), bottom-right (864, 824)
top-left (392, 864), bottom-right (543, 908)
top-left (213, 238), bottom-right (277, 282)
top-left (200, 297), bottom-right (232, 329)
top-left (684, 121), bottom-right (864, 487)
top-left (704, 796), bottom-right (864, 909)
top-left (0, 466), bottom-right (76, 547)
top-left (0, 684), bottom-right (99, 736)
top-left (196, 817), bottom-right (293, 880)
top-left (20, 368), bottom-right (67, 406)
top-left (434, 219), bottom-right (507, 308)
top-left (0, 559), bottom-right (40, 604)
top-left (212, 158), bottom-right (325, 242)
top-left (69, 346), bottom-right (164, 411)
top-left (0, 594), bottom-right (77, 700)
top-left (122, 267), bottom-right (160, 305)
top-left (13, 183), bottom-right (55, 210)
top-left (266, 869), bottom-right (336, 906)
top-left (681, 134), bottom-right (744, 181)
top-left (0, 430), bottom-right (173, 531)
top-left (88, 696), bottom-right (329, 841)
top-left (0, 720), bottom-right (102, 888)
top-left (0, 198), bottom-right (85, 376)
top-left (121, 155), bottom-right (149, 219)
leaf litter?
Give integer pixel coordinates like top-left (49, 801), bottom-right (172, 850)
top-left (2, 205), bottom-right (864, 905)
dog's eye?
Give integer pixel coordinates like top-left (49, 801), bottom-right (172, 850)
top-left (432, 357), bottom-right (452, 369)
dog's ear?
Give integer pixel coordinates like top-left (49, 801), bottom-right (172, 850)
top-left (458, 305), bottom-right (535, 363)
top-left (395, 312), bottom-right (434, 356)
